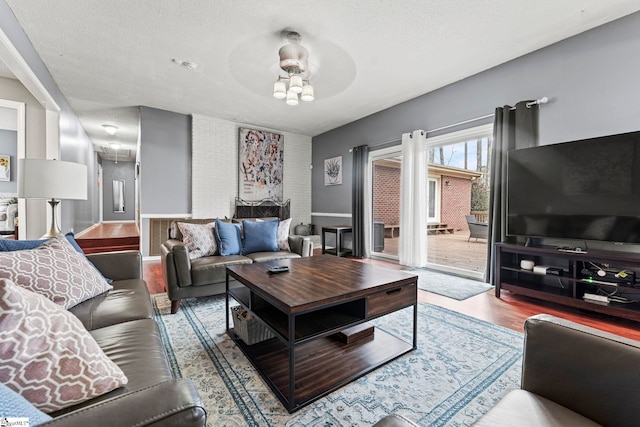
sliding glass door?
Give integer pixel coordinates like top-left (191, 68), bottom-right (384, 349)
top-left (424, 125), bottom-right (493, 278)
top-left (367, 125), bottom-right (493, 278)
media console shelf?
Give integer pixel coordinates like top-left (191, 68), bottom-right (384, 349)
top-left (495, 242), bottom-right (640, 322)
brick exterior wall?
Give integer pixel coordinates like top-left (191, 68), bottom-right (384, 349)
top-left (372, 166), bottom-right (472, 232)
top-left (440, 175), bottom-right (472, 231)
top-left (372, 164), bottom-right (400, 227)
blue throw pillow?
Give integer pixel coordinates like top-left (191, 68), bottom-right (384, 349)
top-left (64, 232), bottom-right (85, 254)
top-left (214, 219), bottom-right (242, 256)
top-left (242, 219), bottom-right (279, 254)
top-left (0, 239), bottom-right (43, 251)
top-left (0, 383), bottom-right (52, 425)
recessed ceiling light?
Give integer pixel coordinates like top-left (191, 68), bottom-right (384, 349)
top-left (102, 124), bottom-right (118, 135)
top-left (172, 58), bottom-right (198, 70)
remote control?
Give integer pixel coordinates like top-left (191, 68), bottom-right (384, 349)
top-left (267, 266), bottom-right (289, 274)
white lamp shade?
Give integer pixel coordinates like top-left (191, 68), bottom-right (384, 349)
top-left (273, 80), bottom-right (287, 99)
top-left (18, 159), bottom-right (88, 200)
top-left (301, 84), bottom-right (314, 102)
top-left (286, 90), bottom-right (299, 106)
top-left (289, 75), bottom-right (303, 93)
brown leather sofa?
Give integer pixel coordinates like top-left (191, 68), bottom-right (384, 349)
top-left (40, 250), bottom-right (206, 427)
top-left (161, 218), bottom-right (313, 313)
top-left (374, 314), bottom-right (640, 427)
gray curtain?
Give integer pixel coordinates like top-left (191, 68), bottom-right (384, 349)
top-left (485, 101), bottom-right (539, 283)
top-left (352, 145), bottom-right (369, 258)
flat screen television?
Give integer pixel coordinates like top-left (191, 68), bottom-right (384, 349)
top-left (507, 130), bottom-right (640, 244)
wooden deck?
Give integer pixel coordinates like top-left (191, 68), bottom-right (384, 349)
top-left (379, 232), bottom-right (487, 274)
top-left (75, 222), bottom-right (140, 254)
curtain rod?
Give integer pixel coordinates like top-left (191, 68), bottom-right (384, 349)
top-left (351, 96), bottom-right (549, 151)
top-left (427, 97), bottom-right (548, 135)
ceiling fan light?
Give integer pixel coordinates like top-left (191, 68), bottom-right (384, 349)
top-left (286, 91), bottom-right (299, 106)
top-left (301, 84), bottom-right (314, 102)
top-left (273, 80), bottom-right (287, 99)
top-left (289, 75), bottom-right (303, 93)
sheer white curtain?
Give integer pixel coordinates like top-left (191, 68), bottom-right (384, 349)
top-left (363, 170), bottom-right (372, 258)
top-left (399, 130), bottom-right (428, 267)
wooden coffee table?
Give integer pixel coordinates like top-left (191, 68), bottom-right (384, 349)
top-left (225, 255), bottom-right (418, 413)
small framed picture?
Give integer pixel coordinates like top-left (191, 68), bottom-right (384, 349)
top-left (324, 156), bottom-right (342, 186)
top-left (0, 155), bottom-right (10, 182)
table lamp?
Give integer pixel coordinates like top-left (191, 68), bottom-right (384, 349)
top-left (18, 158), bottom-right (88, 238)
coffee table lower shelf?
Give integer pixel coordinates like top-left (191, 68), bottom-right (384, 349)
top-left (229, 326), bottom-right (413, 412)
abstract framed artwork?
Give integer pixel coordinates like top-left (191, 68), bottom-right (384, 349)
top-left (0, 155), bottom-right (9, 181)
top-left (324, 155), bottom-right (342, 186)
top-left (238, 128), bottom-right (284, 201)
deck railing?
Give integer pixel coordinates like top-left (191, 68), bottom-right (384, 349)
top-left (470, 210), bottom-right (489, 224)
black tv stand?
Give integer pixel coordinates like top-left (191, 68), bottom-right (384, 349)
top-left (495, 242), bottom-right (640, 322)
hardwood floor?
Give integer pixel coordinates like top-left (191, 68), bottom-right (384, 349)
top-left (76, 222), bottom-right (140, 254)
top-left (143, 252), bottom-right (640, 341)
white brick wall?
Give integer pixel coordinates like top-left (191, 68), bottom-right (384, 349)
top-left (191, 114), bottom-right (312, 231)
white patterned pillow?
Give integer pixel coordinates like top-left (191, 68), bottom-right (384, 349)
top-left (0, 278), bottom-right (128, 413)
top-left (0, 236), bottom-right (112, 309)
top-left (177, 222), bottom-right (217, 260)
top-left (277, 218), bottom-right (292, 251)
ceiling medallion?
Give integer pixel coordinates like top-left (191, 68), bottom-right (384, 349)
top-left (273, 32), bottom-right (314, 105)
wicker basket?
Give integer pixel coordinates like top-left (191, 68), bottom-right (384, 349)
top-left (231, 306), bottom-right (275, 345)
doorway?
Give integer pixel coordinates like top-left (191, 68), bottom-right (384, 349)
top-left (0, 99), bottom-right (25, 238)
top-left (368, 124), bottom-right (492, 278)
top-left (424, 125), bottom-right (492, 278)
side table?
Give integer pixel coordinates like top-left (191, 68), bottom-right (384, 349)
top-left (321, 226), bottom-right (352, 257)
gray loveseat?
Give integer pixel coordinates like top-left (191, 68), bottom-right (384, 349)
top-left (161, 218), bottom-right (313, 313)
top-left (374, 313), bottom-right (640, 427)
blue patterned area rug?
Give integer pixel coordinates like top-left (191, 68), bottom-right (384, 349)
top-left (152, 294), bottom-right (522, 427)
top-left (403, 268), bottom-right (493, 301)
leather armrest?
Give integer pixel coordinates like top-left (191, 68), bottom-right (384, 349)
top-left (162, 240), bottom-right (192, 287)
top-left (39, 379), bottom-right (206, 427)
top-left (522, 314), bottom-right (640, 426)
top-left (86, 250), bottom-right (142, 280)
top-left (288, 235), bottom-right (313, 257)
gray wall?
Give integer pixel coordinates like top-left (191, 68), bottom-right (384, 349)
top-left (0, 129), bottom-right (17, 193)
top-left (312, 11), bottom-right (640, 231)
top-left (59, 117), bottom-right (99, 235)
top-left (102, 159), bottom-right (135, 221)
top-left (0, 0), bottom-right (98, 237)
top-left (139, 106), bottom-right (191, 214)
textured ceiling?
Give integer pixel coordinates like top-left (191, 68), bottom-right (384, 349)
top-left (4, 0), bottom-right (640, 161)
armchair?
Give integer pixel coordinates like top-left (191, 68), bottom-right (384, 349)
top-left (375, 314), bottom-right (640, 427)
top-left (465, 214), bottom-right (488, 242)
